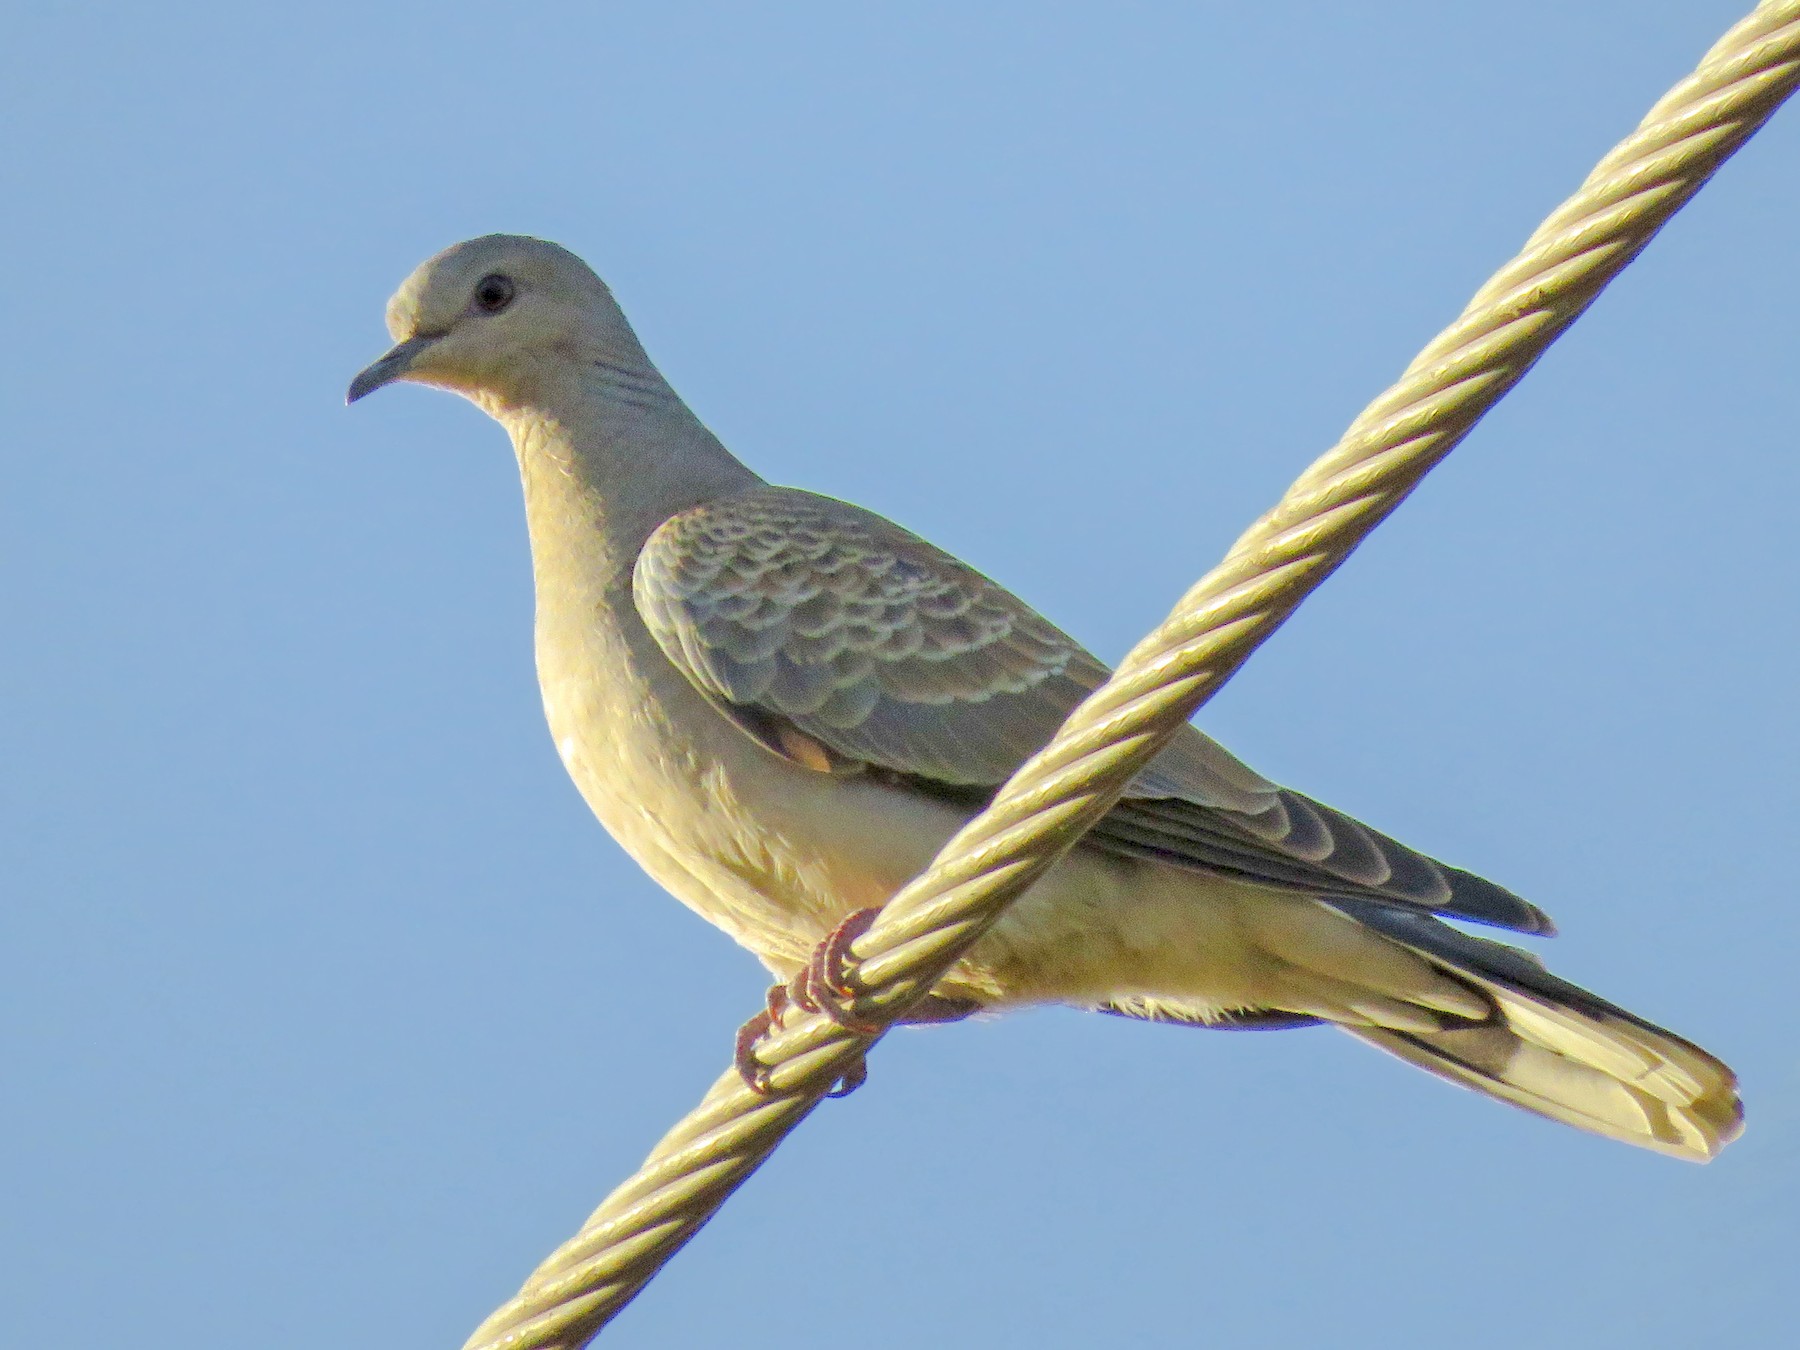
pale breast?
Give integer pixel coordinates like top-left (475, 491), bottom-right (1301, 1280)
top-left (535, 595), bottom-right (896, 970)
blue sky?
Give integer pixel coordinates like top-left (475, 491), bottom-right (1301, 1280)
top-left (4, 3), bottom-right (1796, 1346)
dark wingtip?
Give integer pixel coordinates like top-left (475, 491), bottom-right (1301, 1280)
top-left (1439, 863), bottom-right (1557, 937)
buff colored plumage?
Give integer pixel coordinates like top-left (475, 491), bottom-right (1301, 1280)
top-left (348, 233), bottom-right (1740, 1161)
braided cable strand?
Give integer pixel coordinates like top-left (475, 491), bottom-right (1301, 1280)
top-left (464, 6), bottom-right (1800, 1346)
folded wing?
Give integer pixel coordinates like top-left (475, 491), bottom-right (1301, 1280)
top-left (634, 485), bottom-right (1549, 935)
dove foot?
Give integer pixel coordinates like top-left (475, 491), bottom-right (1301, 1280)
top-left (797, 906), bottom-right (886, 1033)
top-left (733, 909), bottom-right (984, 1097)
top-left (734, 980), bottom-right (868, 1098)
top-left (797, 907), bottom-right (984, 1029)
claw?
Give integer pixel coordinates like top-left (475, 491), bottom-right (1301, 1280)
top-left (822, 1054), bottom-right (868, 1098)
top-left (799, 906), bottom-right (886, 1034)
top-left (814, 906), bottom-right (880, 998)
top-left (734, 978), bottom-right (871, 1098)
top-left (733, 909), bottom-right (980, 1099)
top-left (733, 1006), bottom-right (778, 1095)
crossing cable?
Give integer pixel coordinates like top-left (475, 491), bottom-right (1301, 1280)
top-left (463, 5), bottom-right (1800, 1345)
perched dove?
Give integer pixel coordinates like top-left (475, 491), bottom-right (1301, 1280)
top-left (349, 234), bottom-right (1741, 1160)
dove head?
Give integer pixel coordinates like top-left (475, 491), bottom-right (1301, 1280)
top-left (347, 234), bottom-right (654, 411)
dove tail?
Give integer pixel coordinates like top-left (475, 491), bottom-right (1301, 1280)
top-left (1329, 901), bottom-right (1742, 1161)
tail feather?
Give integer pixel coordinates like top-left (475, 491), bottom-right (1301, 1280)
top-left (1331, 902), bottom-right (1742, 1161)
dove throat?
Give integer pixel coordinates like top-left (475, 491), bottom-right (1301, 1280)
top-left (501, 357), bottom-right (761, 582)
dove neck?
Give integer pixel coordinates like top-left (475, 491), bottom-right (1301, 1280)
top-left (501, 369), bottom-right (762, 591)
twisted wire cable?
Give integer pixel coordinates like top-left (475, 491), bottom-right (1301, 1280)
top-left (463, 5), bottom-right (1800, 1345)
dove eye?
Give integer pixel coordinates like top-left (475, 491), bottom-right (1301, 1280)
top-left (472, 274), bottom-right (516, 314)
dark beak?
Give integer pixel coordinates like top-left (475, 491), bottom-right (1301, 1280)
top-left (346, 333), bottom-right (442, 405)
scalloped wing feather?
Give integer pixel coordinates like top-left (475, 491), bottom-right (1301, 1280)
top-left (634, 487), bottom-right (1092, 787)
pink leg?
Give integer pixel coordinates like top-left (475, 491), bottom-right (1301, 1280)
top-left (734, 978), bottom-right (869, 1098)
top-left (733, 907), bottom-right (985, 1098)
top-left (800, 906), bottom-right (886, 1034)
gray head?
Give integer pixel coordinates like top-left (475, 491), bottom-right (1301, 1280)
top-left (346, 234), bottom-right (651, 409)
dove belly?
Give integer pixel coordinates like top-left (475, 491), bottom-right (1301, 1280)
top-left (535, 618), bottom-right (1359, 1019)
